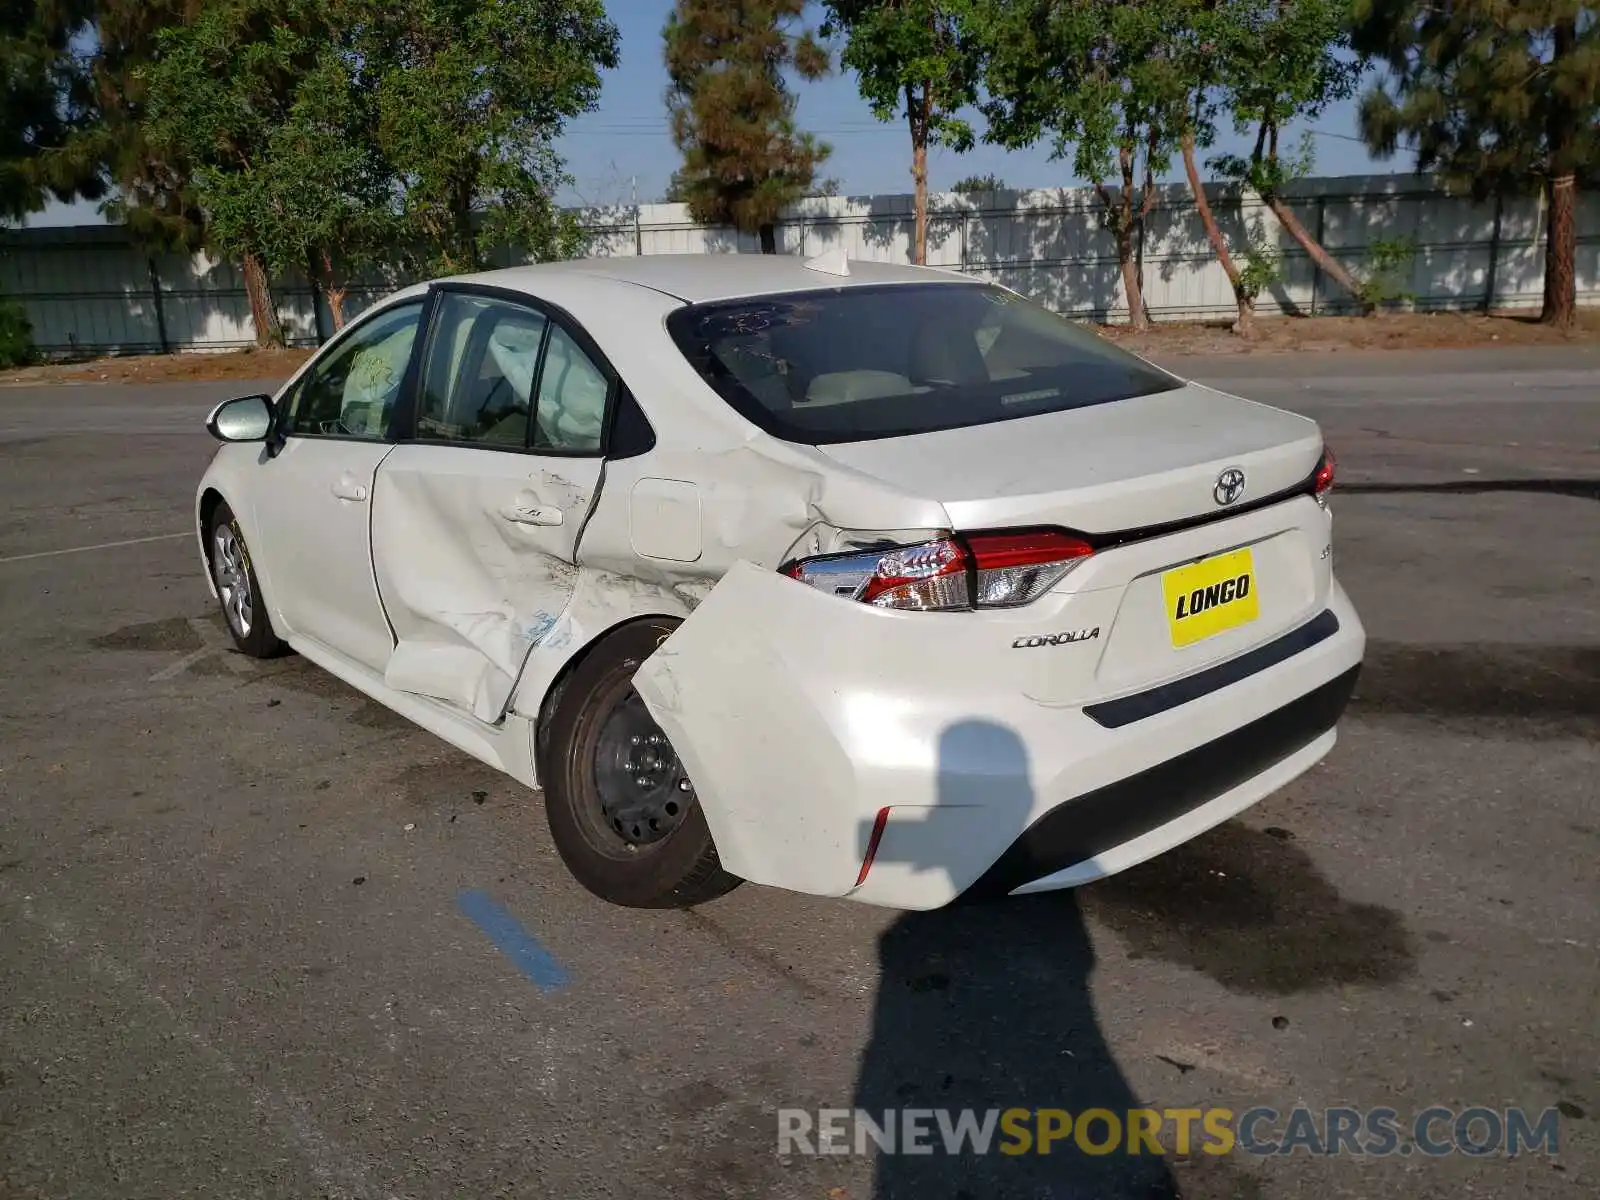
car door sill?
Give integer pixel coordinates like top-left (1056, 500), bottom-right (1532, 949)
top-left (290, 634), bottom-right (538, 789)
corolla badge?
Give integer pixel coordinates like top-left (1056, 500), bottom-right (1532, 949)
top-left (1213, 467), bottom-right (1247, 506)
top-left (1012, 628), bottom-right (1101, 649)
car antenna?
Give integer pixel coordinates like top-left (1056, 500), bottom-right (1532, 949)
top-left (802, 246), bottom-right (851, 277)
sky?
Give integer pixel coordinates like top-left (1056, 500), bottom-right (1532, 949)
top-left (24, 0), bottom-right (1401, 227)
top-left (558, 0), bottom-right (1395, 206)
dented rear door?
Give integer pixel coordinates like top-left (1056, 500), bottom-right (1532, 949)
top-left (372, 445), bottom-right (601, 722)
top-left (370, 289), bottom-right (612, 723)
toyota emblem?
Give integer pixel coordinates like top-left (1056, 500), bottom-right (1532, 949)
top-left (1213, 467), bottom-right (1247, 506)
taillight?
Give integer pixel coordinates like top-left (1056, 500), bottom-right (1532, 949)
top-left (966, 531), bottom-right (1094, 607)
top-left (781, 530), bottom-right (1093, 611)
top-left (1313, 446), bottom-right (1336, 507)
top-left (857, 539), bottom-right (969, 609)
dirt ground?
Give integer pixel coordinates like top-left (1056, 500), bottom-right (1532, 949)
top-left (2, 310), bottom-right (1597, 386)
top-left (1096, 308), bottom-right (1600, 356)
top-left (0, 346), bottom-right (315, 387)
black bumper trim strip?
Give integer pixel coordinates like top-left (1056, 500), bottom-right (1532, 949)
top-left (962, 665), bottom-right (1361, 902)
top-left (1084, 609), bottom-right (1341, 729)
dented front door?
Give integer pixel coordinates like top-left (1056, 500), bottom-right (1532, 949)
top-left (371, 444), bottom-right (601, 722)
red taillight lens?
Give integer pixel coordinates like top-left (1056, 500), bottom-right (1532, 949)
top-left (781, 529), bottom-right (1093, 611)
top-left (782, 536), bottom-right (970, 610)
top-left (1313, 446), bottom-right (1336, 498)
top-left (856, 538), bottom-right (969, 608)
top-left (966, 531), bottom-right (1094, 607)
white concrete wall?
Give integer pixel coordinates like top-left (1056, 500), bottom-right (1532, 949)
top-left (1, 174), bottom-right (1593, 355)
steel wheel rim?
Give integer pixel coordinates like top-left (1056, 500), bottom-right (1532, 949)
top-left (591, 690), bottom-right (693, 848)
top-left (213, 525), bottom-right (253, 638)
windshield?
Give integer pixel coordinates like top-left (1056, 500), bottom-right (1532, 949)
top-left (665, 282), bottom-right (1181, 445)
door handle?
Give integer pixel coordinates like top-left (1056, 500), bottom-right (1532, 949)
top-left (331, 475), bottom-right (369, 502)
top-left (500, 502), bottom-right (564, 527)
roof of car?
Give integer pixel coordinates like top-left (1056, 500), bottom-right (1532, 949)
top-left (454, 253), bottom-right (972, 305)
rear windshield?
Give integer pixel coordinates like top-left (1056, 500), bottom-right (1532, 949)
top-left (665, 282), bottom-right (1180, 444)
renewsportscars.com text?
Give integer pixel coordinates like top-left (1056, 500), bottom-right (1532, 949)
top-left (777, 1106), bottom-right (1564, 1158)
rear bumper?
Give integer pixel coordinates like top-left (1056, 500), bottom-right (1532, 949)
top-left (961, 664), bottom-right (1358, 901)
top-left (635, 561), bottom-right (1366, 911)
top-left (847, 586), bottom-right (1363, 908)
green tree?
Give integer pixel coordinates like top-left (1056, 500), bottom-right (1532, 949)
top-left (661, 169), bottom-right (691, 205)
top-left (1171, 0), bottom-right (1259, 333)
top-left (248, 52), bottom-right (399, 331)
top-left (664, 0), bottom-right (831, 254)
top-left (146, 7), bottom-right (397, 334)
top-left (3, 2), bottom-right (182, 366)
top-left (142, 0), bottom-right (341, 345)
top-left (357, 0), bottom-right (619, 273)
top-left (73, 1), bottom-right (206, 249)
top-left (950, 172), bottom-right (1007, 194)
top-left (0, 297), bottom-right (35, 368)
top-left (980, 0), bottom-right (1192, 329)
top-left (1353, 0), bottom-right (1598, 327)
top-left (1, 0), bottom-right (103, 222)
top-left (145, 0), bottom-right (617, 344)
top-left (821, 1), bottom-right (982, 264)
top-left (1210, 0), bottom-right (1369, 312)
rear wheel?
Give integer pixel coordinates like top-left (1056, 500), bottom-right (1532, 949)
top-left (542, 619), bottom-right (740, 908)
top-left (207, 501), bottom-right (288, 659)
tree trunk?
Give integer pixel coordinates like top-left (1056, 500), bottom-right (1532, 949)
top-left (1112, 148), bottom-right (1147, 331)
top-left (1542, 174), bottom-right (1577, 328)
top-left (320, 247), bottom-right (347, 333)
top-left (910, 85), bottom-right (930, 266)
top-left (1263, 194), bottom-right (1371, 315)
top-left (325, 285), bottom-right (348, 333)
top-left (1543, 15), bottom-right (1579, 327)
top-left (911, 133), bottom-right (928, 266)
top-left (758, 223), bottom-right (777, 254)
top-left (241, 251), bottom-right (283, 349)
top-left (453, 175), bottom-right (479, 270)
top-left (1117, 227), bottom-right (1146, 332)
top-left (1182, 133), bottom-right (1253, 335)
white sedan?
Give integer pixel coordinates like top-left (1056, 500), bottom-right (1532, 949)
top-left (197, 253), bottom-right (1364, 909)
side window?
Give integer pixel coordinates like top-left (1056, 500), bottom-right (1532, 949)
top-left (287, 301), bottom-right (423, 440)
top-left (535, 324), bottom-right (610, 453)
top-left (417, 294), bottom-right (547, 449)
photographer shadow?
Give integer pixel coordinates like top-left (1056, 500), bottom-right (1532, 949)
top-left (851, 719), bottom-right (1180, 1199)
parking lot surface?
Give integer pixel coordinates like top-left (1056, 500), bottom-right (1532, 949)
top-left (1, 347), bottom-right (1596, 1199)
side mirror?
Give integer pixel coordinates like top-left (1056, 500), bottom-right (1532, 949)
top-left (206, 394), bottom-right (275, 443)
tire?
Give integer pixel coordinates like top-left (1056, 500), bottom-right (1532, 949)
top-left (207, 501), bottom-right (289, 659)
top-left (542, 618), bottom-right (741, 908)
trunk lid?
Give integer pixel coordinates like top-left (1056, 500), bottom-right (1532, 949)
top-left (815, 383), bottom-right (1322, 535)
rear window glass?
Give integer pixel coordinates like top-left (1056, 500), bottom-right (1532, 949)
top-left (665, 282), bottom-right (1180, 444)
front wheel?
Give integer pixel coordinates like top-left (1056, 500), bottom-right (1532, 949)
top-left (541, 619), bottom-right (740, 908)
top-left (207, 501), bottom-right (288, 659)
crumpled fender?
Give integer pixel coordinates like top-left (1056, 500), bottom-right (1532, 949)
top-left (632, 562), bottom-right (873, 896)
top-left (631, 561), bottom-right (1027, 901)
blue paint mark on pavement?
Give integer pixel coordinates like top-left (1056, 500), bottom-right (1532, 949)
top-left (457, 889), bottom-right (570, 992)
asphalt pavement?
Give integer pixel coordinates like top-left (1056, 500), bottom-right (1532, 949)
top-left (0, 345), bottom-right (1595, 1199)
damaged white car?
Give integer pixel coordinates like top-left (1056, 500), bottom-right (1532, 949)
top-left (197, 253), bottom-right (1364, 910)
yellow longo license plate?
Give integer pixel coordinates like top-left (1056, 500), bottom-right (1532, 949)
top-left (1162, 548), bottom-right (1260, 647)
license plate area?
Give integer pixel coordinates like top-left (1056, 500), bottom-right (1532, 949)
top-left (1162, 548), bottom-right (1259, 648)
